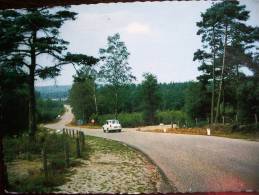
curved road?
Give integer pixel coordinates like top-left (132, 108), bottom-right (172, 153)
top-left (46, 106), bottom-right (259, 192)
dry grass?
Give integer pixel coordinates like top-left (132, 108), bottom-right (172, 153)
top-left (66, 121), bottom-right (101, 129)
top-left (140, 127), bottom-right (259, 141)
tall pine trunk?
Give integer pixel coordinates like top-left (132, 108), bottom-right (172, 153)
top-left (235, 64), bottom-right (239, 122)
top-left (211, 26), bottom-right (216, 124)
top-left (93, 81), bottom-right (98, 115)
top-left (28, 30), bottom-right (37, 139)
top-left (215, 24), bottom-right (228, 123)
top-left (115, 90), bottom-right (118, 119)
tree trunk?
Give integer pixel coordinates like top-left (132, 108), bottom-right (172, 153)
top-left (0, 133), bottom-right (8, 193)
top-left (222, 80), bottom-right (225, 116)
top-left (93, 81), bottom-right (98, 115)
top-left (115, 90), bottom-right (118, 119)
top-left (28, 30), bottom-right (37, 139)
top-left (42, 146), bottom-right (48, 179)
top-left (215, 24), bottom-right (228, 123)
top-left (235, 64), bottom-right (239, 122)
top-left (211, 26), bottom-right (216, 124)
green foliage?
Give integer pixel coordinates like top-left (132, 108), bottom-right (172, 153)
top-left (69, 79), bottom-right (95, 122)
top-left (141, 73), bottom-right (161, 125)
top-left (3, 128), bottom-right (88, 192)
top-left (238, 77), bottom-right (259, 123)
top-left (99, 33), bottom-right (136, 116)
top-left (0, 8), bottom-right (98, 137)
top-left (37, 98), bottom-right (64, 123)
top-left (194, 0), bottom-right (259, 123)
top-left (184, 82), bottom-right (210, 119)
top-left (97, 112), bottom-right (144, 127)
top-left (157, 110), bottom-right (189, 124)
top-left (159, 82), bottom-right (191, 110)
top-left (9, 174), bottom-right (67, 192)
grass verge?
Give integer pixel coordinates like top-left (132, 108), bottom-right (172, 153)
top-left (142, 126), bottom-right (259, 141)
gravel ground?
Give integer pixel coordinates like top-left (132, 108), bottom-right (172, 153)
top-left (57, 152), bottom-right (162, 193)
top-left (46, 105), bottom-right (259, 192)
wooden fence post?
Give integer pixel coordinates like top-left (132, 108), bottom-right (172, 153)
top-left (80, 132), bottom-right (85, 151)
top-left (72, 130), bottom-right (75, 138)
top-left (42, 146), bottom-right (48, 179)
top-left (222, 116), bottom-right (225, 125)
top-left (3, 163), bottom-right (8, 190)
top-left (76, 137), bottom-right (81, 158)
top-left (255, 113), bottom-right (258, 126)
top-left (64, 140), bottom-right (69, 168)
top-left (195, 118), bottom-right (198, 126)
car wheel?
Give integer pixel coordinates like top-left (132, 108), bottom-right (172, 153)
top-left (103, 128), bottom-right (106, 133)
top-left (119, 129), bottom-right (121, 132)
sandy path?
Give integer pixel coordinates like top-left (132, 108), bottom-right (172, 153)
top-left (57, 152), bottom-right (162, 193)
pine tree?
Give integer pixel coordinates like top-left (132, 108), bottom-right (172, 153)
top-left (195, 1), bottom-right (258, 123)
top-left (0, 8), bottom-right (97, 138)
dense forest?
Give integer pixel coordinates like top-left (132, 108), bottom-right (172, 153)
top-left (1, 1), bottom-right (259, 135)
top-left (69, 1), bottom-right (259, 129)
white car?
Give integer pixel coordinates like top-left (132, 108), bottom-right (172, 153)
top-left (103, 119), bottom-right (122, 133)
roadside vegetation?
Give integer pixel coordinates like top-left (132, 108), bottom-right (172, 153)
top-left (4, 129), bottom-right (162, 193)
top-left (3, 128), bottom-right (86, 192)
top-left (37, 97), bottom-right (65, 123)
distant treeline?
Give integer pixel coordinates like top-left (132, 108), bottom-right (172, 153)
top-left (36, 85), bottom-right (71, 99)
top-left (96, 82), bottom-right (191, 114)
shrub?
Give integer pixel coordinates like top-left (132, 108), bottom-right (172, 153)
top-left (49, 158), bottom-right (66, 171)
top-left (156, 110), bottom-right (189, 124)
top-left (37, 98), bottom-right (65, 123)
top-left (97, 112), bottom-right (144, 127)
top-left (97, 110), bottom-right (190, 127)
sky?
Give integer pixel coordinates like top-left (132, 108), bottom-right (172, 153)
top-left (35, 0), bottom-right (259, 86)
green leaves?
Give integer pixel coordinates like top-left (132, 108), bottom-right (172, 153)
top-left (141, 73), bottom-right (160, 125)
top-left (99, 33), bottom-right (135, 87)
top-left (64, 52), bottom-right (99, 66)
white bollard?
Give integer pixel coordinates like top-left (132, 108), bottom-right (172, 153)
top-left (163, 128), bottom-right (167, 133)
top-left (207, 128), bottom-right (211, 136)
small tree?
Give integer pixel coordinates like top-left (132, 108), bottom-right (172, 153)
top-left (69, 78), bottom-right (96, 123)
top-left (73, 65), bottom-right (99, 115)
top-left (99, 33), bottom-right (135, 118)
top-left (141, 73), bottom-right (160, 125)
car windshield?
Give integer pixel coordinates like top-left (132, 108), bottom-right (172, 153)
top-left (107, 120), bottom-right (119, 124)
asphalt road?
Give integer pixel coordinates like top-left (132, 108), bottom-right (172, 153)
top-left (45, 106), bottom-right (259, 192)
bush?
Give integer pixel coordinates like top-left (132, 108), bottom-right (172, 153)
top-left (49, 158), bottom-right (66, 171)
top-left (97, 112), bottom-right (144, 127)
top-left (97, 110), bottom-right (190, 127)
top-left (37, 98), bottom-right (65, 123)
top-left (156, 110), bottom-right (189, 124)
top-left (4, 127), bottom-right (83, 192)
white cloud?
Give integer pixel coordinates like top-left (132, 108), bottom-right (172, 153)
top-left (125, 22), bottom-right (150, 34)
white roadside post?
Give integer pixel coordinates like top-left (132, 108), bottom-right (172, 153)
top-left (206, 128), bottom-right (211, 136)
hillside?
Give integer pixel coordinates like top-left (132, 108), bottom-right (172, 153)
top-left (36, 85), bottom-right (71, 99)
